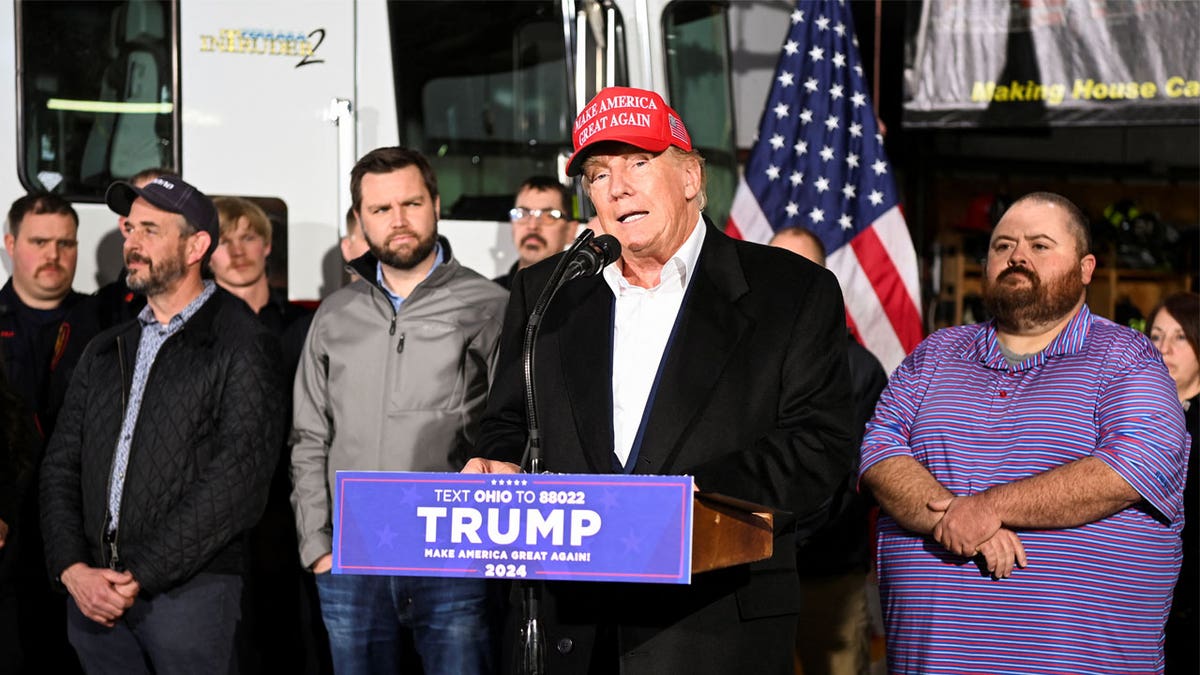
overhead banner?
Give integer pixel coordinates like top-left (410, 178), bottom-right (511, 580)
top-left (903, 0), bottom-right (1200, 128)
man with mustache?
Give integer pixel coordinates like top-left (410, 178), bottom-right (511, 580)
top-left (493, 176), bottom-right (576, 290)
top-left (291, 146), bottom-right (508, 674)
top-left (40, 175), bottom-right (285, 672)
top-left (1, 192), bottom-right (99, 673)
top-left (861, 192), bottom-right (1189, 673)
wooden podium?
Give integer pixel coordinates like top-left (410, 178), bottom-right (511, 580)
top-left (691, 492), bottom-right (776, 574)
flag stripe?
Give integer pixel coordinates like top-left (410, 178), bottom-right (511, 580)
top-left (728, 181), bottom-right (775, 244)
top-left (849, 210), bottom-right (923, 352)
top-left (829, 244), bottom-right (907, 373)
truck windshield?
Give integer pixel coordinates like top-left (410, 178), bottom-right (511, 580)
top-left (664, 1), bottom-right (736, 227)
top-left (17, 0), bottom-right (177, 199)
top-left (388, 1), bottom-right (591, 221)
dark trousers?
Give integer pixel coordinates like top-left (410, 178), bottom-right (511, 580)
top-left (67, 573), bottom-right (243, 675)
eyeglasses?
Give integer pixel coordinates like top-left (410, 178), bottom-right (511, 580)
top-left (509, 207), bottom-right (566, 222)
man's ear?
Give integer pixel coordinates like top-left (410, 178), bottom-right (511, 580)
top-left (1080, 253), bottom-right (1097, 285)
top-left (187, 231), bottom-right (212, 266)
top-left (3, 232), bottom-right (14, 257)
top-left (682, 157), bottom-right (702, 202)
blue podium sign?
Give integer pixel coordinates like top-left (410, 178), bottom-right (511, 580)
top-left (333, 472), bottom-right (695, 584)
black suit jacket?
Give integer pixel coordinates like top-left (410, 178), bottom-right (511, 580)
top-left (479, 222), bottom-right (856, 674)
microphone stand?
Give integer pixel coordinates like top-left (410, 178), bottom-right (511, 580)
top-left (516, 229), bottom-right (596, 675)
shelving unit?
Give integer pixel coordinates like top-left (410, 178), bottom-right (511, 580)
top-left (927, 174), bottom-right (1198, 330)
top-left (936, 232), bottom-right (1194, 328)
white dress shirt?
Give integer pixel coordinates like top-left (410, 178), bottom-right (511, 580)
top-left (602, 216), bottom-right (706, 467)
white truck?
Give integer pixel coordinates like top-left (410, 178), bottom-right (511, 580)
top-left (0, 0), bottom-right (745, 301)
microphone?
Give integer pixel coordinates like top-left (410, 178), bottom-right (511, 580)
top-left (562, 234), bottom-right (621, 281)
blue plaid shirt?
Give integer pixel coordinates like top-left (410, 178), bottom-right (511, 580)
top-left (106, 281), bottom-right (217, 532)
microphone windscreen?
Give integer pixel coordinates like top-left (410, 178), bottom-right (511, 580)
top-left (591, 235), bottom-right (621, 266)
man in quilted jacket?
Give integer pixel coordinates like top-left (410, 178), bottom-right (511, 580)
top-left (39, 174), bottom-right (285, 674)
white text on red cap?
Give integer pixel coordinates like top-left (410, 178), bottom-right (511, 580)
top-left (575, 94), bottom-right (660, 132)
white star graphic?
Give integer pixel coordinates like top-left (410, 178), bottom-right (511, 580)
top-left (854, 64), bottom-right (863, 77)
top-left (876, 133), bottom-right (884, 144)
top-left (815, 176), bottom-right (830, 193)
top-left (766, 164), bottom-right (781, 181)
top-left (820, 145), bottom-right (835, 161)
top-left (773, 102), bottom-right (790, 119)
top-left (851, 92), bottom-right (866, 108)
top-left (784, 40), bottom-right (799, 56)
top-left (791, 9), bottom-right (805, 24)
top-left (842, 184), bottom-right (857, 199)
top-left (830, 84), bottom-right (844, 100)
top-left (838, 214), bottom-right (854, 230)
top-left (849, 122), bottom-right (863, 138)
top-left (789, 171), bottom-right (803, 186)
top-left (808, 46), bottom-right (824, 62)
top-left (793, 140), bottom-right (808, 155)
top-left (834, 22), bottom-right (846, 37)
top-left (846, 153), bottom-right (860, 168)
top-left (799, 109), bottom-right (814, 125)
top-left (872, 159), bottom-right (888, 176)
top-left (832, 52), bottom-right (847, 69)
top-left (804, 77), bottom-right (820, 93)
top-left (825, 115), bottom-right (840, 131)
top-left (868, 190), bottom-right (884, 206)
top-left (769, 133), bottom-right (785, 150)
top-left (816, 15), bottom-right (830, 31)
top-left (809, 207), bottom-right (825, 223)
top-left (785, 201), bottom-right (799, 217)
top-left (778, 71), bottom-right (795, 88)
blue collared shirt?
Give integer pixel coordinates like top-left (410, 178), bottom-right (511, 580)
top-left (106, 281), bottom-right (217, 531)
top-left (375, 242), bottom-right (444, 312)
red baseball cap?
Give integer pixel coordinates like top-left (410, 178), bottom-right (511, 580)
top-left (565, 86), bottom-right (693, 177)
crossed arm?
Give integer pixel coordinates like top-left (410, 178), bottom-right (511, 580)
top-left (863, 454), bottom-right (1140, 578)
top-left (862, 456), bottom-right (1028, 578)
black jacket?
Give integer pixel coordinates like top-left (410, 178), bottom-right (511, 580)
top-left (40, 287), bottom-right (286, 595)
top-left (480, 221), bottom-right (855, 673)
top-left (0, 280), bottom-right (102, 445)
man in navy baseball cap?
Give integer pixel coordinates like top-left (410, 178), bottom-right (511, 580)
top-left (42, 171), bottom-right (285, 672)
top-left (106, 174), bottom-right (219, 258)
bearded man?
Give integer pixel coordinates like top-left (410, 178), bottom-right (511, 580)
top-left (290, 146), bottom-right (508, 674)
top-left (860, 192), bottom-right (1189, 674)
top-left (39, 175), bottom-right (285, 672)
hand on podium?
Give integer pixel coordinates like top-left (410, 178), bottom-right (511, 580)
top-left (461, 457), bottom-right (521, 474)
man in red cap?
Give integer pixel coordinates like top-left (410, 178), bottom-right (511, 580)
top-left (465, 86), bottom-right (855, 674)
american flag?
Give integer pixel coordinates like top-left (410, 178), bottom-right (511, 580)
top-left (726, 0), bottom-right (922, 373)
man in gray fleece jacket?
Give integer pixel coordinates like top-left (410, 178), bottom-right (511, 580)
top-left (290, 147), bottom-right (508, 675)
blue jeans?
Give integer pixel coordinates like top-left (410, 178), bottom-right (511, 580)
top-left (315, 573), bottom-right (495, 675)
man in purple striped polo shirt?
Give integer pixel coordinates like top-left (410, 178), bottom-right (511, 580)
top-left (861, 192), bottom-right (1189, 674)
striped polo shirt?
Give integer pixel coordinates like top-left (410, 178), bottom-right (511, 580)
top-left (861, 304), bottom-right (1189, 675)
